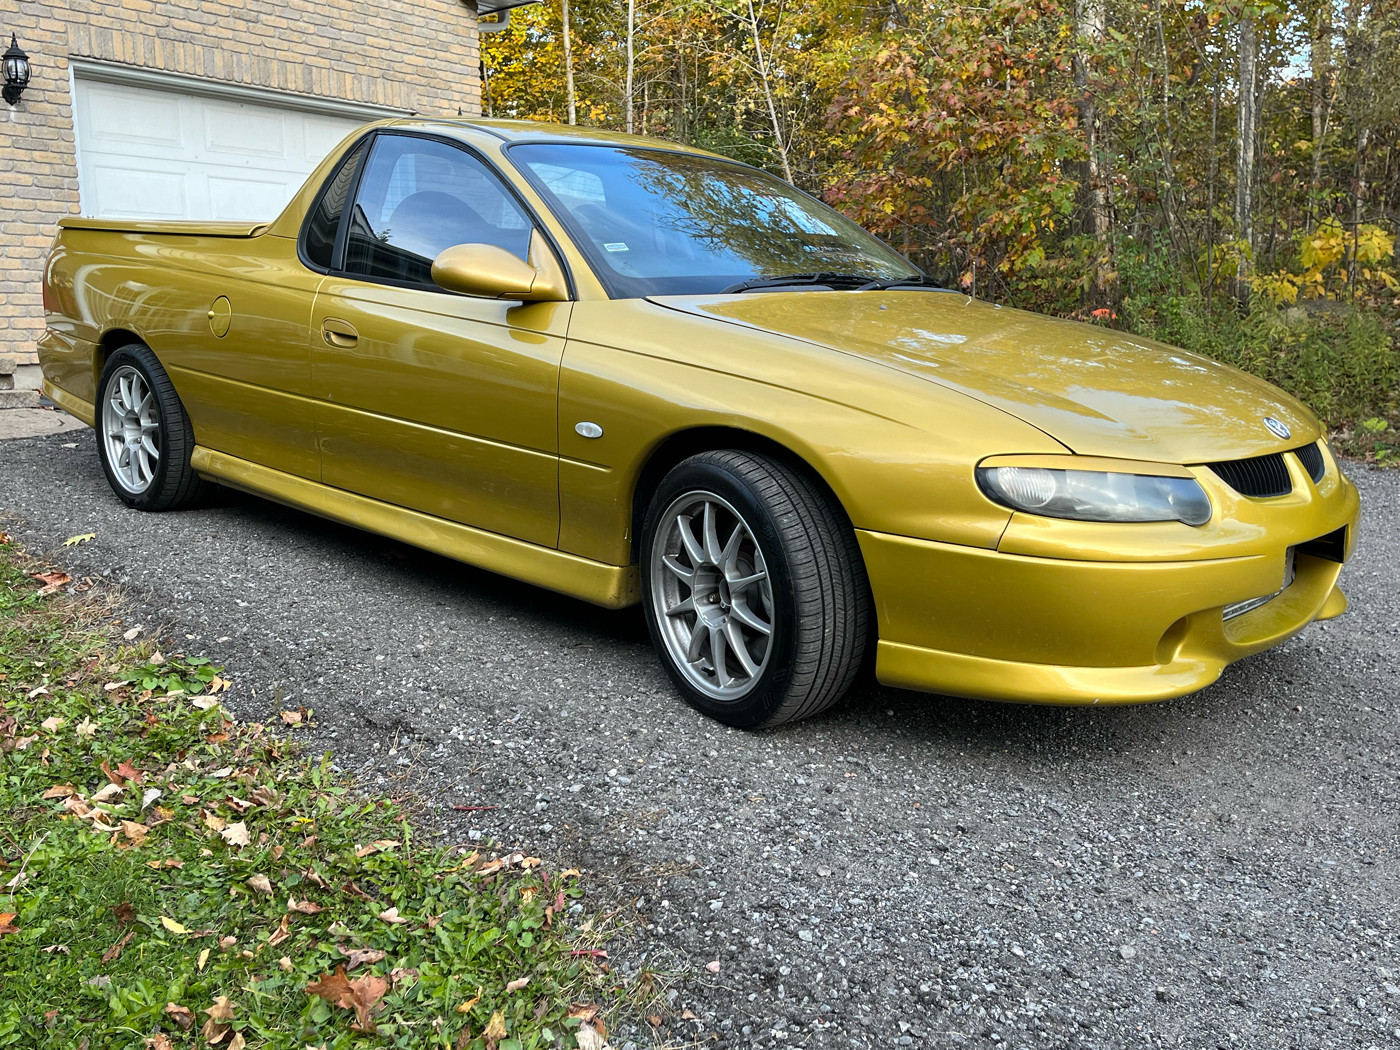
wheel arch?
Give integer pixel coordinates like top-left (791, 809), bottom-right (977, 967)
top-left (94, 327), bottom-right (147, 388)
top-left (628, 425), bottom-right (861, 566)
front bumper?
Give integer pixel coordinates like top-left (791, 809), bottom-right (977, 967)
top-left (862, 453), bottom-right (1360, 704)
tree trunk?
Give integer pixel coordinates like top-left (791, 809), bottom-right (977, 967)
top-left (1310, 0), bottom-right (1333, 203)
top-left (1235, 10), bottom-right (1259, 292)
top-left (744, 0), bottom-right (794, 182)
top-left (1074, 0), bottom-right (1113, 306)
top-left (563, 0), bottom-right (577, 125)
top-left (625, 0), bottom-right (636, 133)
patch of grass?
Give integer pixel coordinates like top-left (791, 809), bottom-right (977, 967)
top-left (0, 533), bottom-right (617, 1049)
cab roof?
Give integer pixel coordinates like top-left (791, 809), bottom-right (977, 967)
top-left (375, 117), bottom-right (725, 159)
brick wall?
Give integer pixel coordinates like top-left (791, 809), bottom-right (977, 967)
top-left (0, 0), bottom-right (482, 384)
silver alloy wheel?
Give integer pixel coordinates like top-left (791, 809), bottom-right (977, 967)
top-left (650, 490), bottom-right (775, 701)
top-left (101, 364), bottom-right (161, 494)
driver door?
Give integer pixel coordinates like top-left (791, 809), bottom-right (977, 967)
top-left (309, 132), bottom-right (570, 548)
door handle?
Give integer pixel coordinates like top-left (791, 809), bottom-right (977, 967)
top-left (321, 318), bottom-right (359, 348)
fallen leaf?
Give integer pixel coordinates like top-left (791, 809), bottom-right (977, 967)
top-left (224, 796), bottom-right (253, 815)
top-left (40, 716), bottom-right (64, 732)
top-left (454, 986), bottom-right (483, 1013)
top-left (202, 811), bottom-right (227, 832)
top-left (160, 917), bottom-right (189, 935)
top-left (279, 710), bottom-right (302, 726)
top-left (112, 902), bottom-right (137, 925)
top-left (41, 783), bottom-right (75, 799)
top-left (305, 967), bottom-right (388, 1031)
top-left (198, 948), bottom-right (210, 971)
top-left (354, 839), bottom-right (399, 858)
top-left (141, 788), bottom-right (162, 810)
top-left (278, 955), bottom-right (294, 972)
top-left (191, 696), bottom-right (220, 710)
top-left (201, 1019), bottom-right (230, 1045)
top-left (123, 625), bottom-right (143, 640)
top-left (568, 1004), bottom-right (600, 1023)
top-left (575, 1024), bottom-right (610, 1050)
top-left (164, 1002), bottom-right (195, 1030)
top-left (246, 874), bottom-right (274, 896)
top-left (145, 858), bottom-right (184, 870)
top-left (115, 760), bottom-right (145, 784)
top-left (228, 1035), bottom-right (246, 1050)
top-left (120, 820), bottom-right (149, 847)
top-left (33, 571), bottom-right (72, 595)
top-left (505, 977), bottom-right (530, 992)
top-left (63, 533), bottom-right (96, 546)
top-left (92, 782), bottom-right (123, 803)
top-left (483, 1012), bottom-right (507, 1041)
top-left (146, 1035), bottom-right (174, 1050)
top-left (268, 913), bottom-right (292, 947)
top-left (0, 912), bottom-right (17, 936)
top-left (204, 996), bottom-right (236, 1022)
top-left (289, 897), bottom-right (324, 915)
top-left (377, 906), bottom-right (408, 924)
top-left (341, 947), bottom-right (387, 969)
top-left (101, 929), bottom-right (136, 963)
top-left (219, 935), bottom-right (237, 950)
top-left (209, 676), bottom-right (232, 694)
top-left (75, 717), bottom-right (96, 737)
top-left (220, 821), bottom-right (250, 847)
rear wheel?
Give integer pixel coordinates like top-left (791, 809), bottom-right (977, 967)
top-left (97, 344), bottom-right (209, 511)
top-left (641, 450), bottom-right (869, 728)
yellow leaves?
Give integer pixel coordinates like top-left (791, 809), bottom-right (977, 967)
top-left (454, 987), bottom-right (484, 1014)
top-left (63, 533), bottom-right (96, 547)
top-left (160, 916), bottom-right (189, 935)
top-left (483, 1011), bottom-right (508, 1041)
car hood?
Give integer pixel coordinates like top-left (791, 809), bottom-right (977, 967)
top-left (647, 291), bottom-right (1319, 463)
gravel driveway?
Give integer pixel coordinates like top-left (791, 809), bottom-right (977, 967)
top-left (3, 431), bottom-right (1398, 1049)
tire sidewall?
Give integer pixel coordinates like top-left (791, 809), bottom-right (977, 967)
top-left (641, 458), bottom-right (799, 728)
top-left (97, 346), bottom-right (176, 510)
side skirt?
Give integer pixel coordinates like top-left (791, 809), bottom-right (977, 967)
top-left (190, 446), bottom-right (641, 610)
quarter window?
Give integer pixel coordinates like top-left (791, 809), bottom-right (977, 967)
top-left (302, 141), bottom-right (366, 270)
top-left (343, 135), bottom-right (533, 287)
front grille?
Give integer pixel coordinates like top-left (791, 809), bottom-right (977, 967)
top-left (1208, 453), bottom-right (1292, 498)
top-left (1295, 442), bottom-right (1326, 483)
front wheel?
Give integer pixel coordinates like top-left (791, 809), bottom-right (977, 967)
top-left (97, 344), bottom-right (209, 511)
top-left (641, 450), bottom-right (870, 728)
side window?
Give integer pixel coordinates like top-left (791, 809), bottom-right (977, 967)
top-left (343, 135), bottom-right (534, 287)
top-left (302, 141), bottom-right (367, 270)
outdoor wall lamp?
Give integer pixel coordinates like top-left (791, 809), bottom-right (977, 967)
top-left (3, 34), bottom-right (31, 106)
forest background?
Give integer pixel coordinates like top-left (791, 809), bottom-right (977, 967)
top-left (482, 0), bottom-right (1399, 459)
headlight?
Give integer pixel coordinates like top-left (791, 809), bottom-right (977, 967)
top-left (977, 466), bottom-right (1212, 525)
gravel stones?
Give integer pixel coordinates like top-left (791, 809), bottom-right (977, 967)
top-left (3, 434), bottom-right (1397, 1048)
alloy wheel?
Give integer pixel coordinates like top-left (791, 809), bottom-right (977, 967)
top-left (101, 364), bottom-right (161, 494)
top-left (650, 490), bottom-right (775, 701)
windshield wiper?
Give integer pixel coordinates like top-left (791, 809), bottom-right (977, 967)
top-left (720, 272), bottom-right (878, 294)
top-left (856, 274), bottom-right (955, 292)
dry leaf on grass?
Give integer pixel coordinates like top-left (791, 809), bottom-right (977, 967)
top-left (204, 996), bottom-right (235, 1022)
top-left (120, 820), bottom-right (148, 847)
top-left (163, 1002), bottom-right (194, 1030)
top-left (40, 716), bottom-right (64, 732)
top-left (0, 912), bottom-right (18, 937)
top-left (33, 571), bottom-right (72, 596)
top-left (246, 874), bottom-right (274, 896)
top-left (575, 1023), bottom-right (611, 1050)
top-left (341, 947), bottom-right (386, 970)
top-left (279, 710), bottom-right (302, 725)
top-left (41, 783), bottom-right (75, 799)
top-left (101, 930), bottom-right (136, 963)
top-left (305, 966), bottom-right (389, 1032)
top-left (505, 977), bottom-right (530, 992)
top-left (484, 1012), bottom-right (507, 1041)
top-left (145, 1034), bottom-right (174, 1050)
top-left (377, 906), bottom-right (408, 924)
top-left (159, 917), bottom-right (188, 935)
top-left (289, 897), bottom-right (324, 915)
top-left (220, 821), bottom-right (250, 847)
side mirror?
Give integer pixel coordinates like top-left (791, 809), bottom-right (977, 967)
top-left (430, 230), bottom-right (568, 302)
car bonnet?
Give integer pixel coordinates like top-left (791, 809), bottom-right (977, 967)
top-left (645, 290), bottom-right (1320, 464)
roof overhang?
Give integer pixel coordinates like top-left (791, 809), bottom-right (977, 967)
top-left (476, 0), bottom-right (540, 15)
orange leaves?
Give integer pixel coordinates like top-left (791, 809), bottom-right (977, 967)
top-left (0, 912), bottom-right (18, 937)
top-left (305, 966), bottom-right (389, 1032)
top-left (31, 570), bottom-right (72, 596)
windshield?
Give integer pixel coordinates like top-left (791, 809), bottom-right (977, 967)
top-left (508, 143), bottom-right (921, 298)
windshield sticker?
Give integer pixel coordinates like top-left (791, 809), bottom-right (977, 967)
top-left (604, 242), bottom-right (630, 253)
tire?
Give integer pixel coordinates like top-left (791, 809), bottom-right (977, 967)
top-left (641, 450), bottom-right (870, 728)
top-left (96, 343), bottom-right (209, 511)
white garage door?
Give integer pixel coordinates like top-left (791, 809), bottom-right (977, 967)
top-left (73, 76), bottom-right (372, 222)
